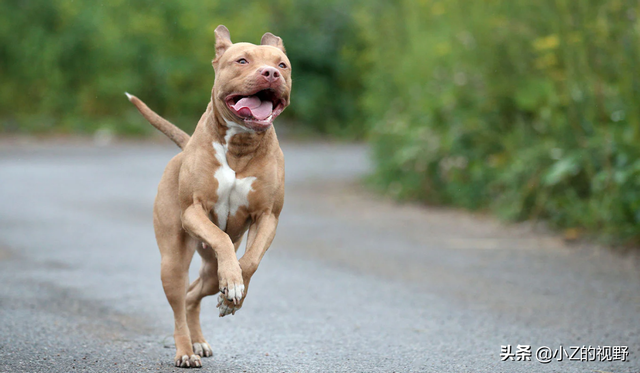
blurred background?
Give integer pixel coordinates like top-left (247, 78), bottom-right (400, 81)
top-left (1, 0), bottom-right (639, 244)
top-left (2, 2), bottom-right (640, 371)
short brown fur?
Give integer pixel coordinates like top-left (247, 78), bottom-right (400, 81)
top-left (127, 25), bottom-right (291, 368)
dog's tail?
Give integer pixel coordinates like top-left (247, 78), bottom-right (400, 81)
top-left (125, 92), bottom-right (190, 149)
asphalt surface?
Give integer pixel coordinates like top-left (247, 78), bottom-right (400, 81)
top-left (0, 139), bottom-right (639, 373)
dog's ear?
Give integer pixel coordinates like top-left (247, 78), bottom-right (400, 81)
top-left (213, 25), bottom-right (232, 64)
top-left (261, 32), bottom-right (286, 54)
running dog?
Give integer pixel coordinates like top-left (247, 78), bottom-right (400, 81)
top-left (126, 25), bottom-right (290, 368)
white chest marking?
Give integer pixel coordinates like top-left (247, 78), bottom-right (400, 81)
top-left (212, 121), bottom-right (256, 231)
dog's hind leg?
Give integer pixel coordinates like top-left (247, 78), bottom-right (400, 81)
top-left (186, 239), bottom-right (243, 357)
top-left (185, 245), bottom-right (218, 358)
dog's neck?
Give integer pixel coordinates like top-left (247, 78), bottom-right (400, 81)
top-left (205, 100), bottom-right (270, 165)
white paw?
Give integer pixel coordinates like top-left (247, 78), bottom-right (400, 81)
top-left (217, 293), bottom-right (241, 317)
top-left (219, 283), bottom-right (244, 305)
top-left (192, 342), bottom-right (212, 358)
top-left (174, 354), bottom-right (201, 368)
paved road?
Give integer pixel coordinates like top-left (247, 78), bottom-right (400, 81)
top-left (0, 139), bottom-right (638, 373)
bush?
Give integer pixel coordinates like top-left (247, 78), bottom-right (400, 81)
top-left (266, 0), bottom-right (367, 137)
top-left (359, 0), bottom-right (640, 244)
top-left (0, 0), bottom-right (365, 137)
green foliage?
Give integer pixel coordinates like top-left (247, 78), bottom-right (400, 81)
top-left (2, 0), bottom-right (639, 243)
top-left (266, 0), bottom-right (367, 137)
top-left (0, 0), bottom-right (364, 136)
top-left (361, 0), bottom-right (640, 244)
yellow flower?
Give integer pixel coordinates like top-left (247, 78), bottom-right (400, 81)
top-left (432, 3), bottom-right (445, 15)
top-left (436, 42), bottom-right (451, 56)
top-left (533, 35), bottom-right (560, 51)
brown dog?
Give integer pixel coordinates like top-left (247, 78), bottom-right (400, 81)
top-left (126, 25), bottom-right (290, 368)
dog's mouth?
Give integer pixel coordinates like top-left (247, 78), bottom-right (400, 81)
top-left (225, 89), bottom-right (287, 130)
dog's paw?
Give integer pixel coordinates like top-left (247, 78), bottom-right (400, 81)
top-left (174, 354), bottom-right (202, 368)
top-left (219, 283), bottom-right (245, 305)
top-left (218, 265), bottom-right (244, 305)
top-left (217, 293), bottom-right (242, 317)
top-left (192, 342), bottom-right (212, 358)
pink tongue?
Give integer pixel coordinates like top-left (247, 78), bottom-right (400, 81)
top-left (232, 96), bottom-right (273, 120)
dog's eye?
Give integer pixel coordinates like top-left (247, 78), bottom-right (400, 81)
top-left (278, 62), bottom-right (287, 69)
top-left (237, 58), bottom-right (248, 65)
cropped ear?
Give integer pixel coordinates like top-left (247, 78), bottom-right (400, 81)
top-left (261, 32), bottom-right (286, 54)
top-left (213, 25), bottom-right (232, 63)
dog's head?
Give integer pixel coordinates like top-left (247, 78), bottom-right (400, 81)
top-left (211, 25), bottom-right (291, 132)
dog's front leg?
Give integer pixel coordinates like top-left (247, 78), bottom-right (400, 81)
top-left (217, 212), bottom-right (279, 316)
top-left (182, 203), bottom-right (244, 302)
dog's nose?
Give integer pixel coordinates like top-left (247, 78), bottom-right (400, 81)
top-left (259, 66), bottom-right (280, 83)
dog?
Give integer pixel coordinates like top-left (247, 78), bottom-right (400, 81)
top-left (125, 25), bottom-right (291, 368)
